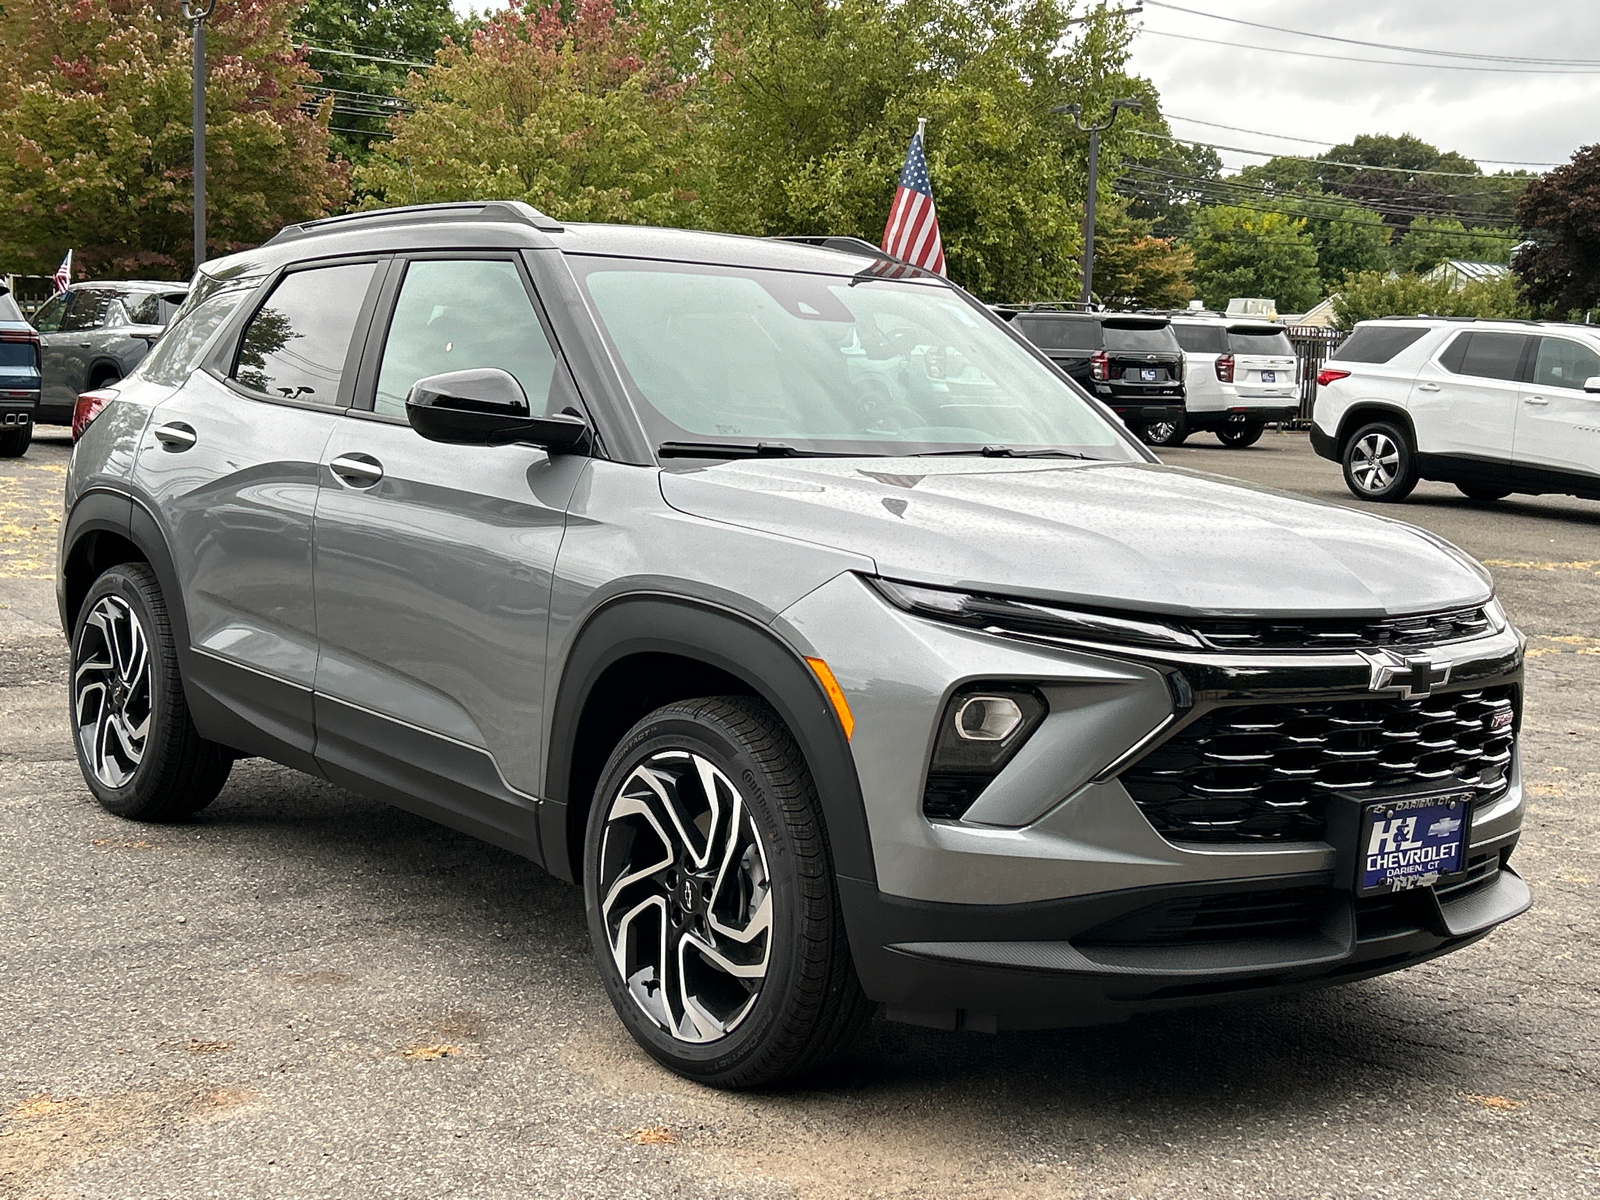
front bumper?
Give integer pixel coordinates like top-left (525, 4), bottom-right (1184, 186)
top-left (777, 573), bottom-right (1529, 1027)
top-left (1309, 423), bottom-right (1339, 461)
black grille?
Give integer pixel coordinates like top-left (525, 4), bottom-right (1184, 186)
top-left (1121, 686), bottom-right (1516, 843)
top-left (1076, 885), bottom-right (1333, 947)
top-left (1193, 606), bottom-right (1491, 651)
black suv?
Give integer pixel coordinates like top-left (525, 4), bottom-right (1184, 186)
top-left (1001, 308), bottom-right (1185, 433)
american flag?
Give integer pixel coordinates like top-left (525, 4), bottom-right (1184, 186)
top-left (52, 250), bottom-right (72, 294)
top-left (880, 122), bottom-right (945, 276)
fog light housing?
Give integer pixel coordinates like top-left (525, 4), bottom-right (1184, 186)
top-left (923, 685), bottom-right (1047, 821)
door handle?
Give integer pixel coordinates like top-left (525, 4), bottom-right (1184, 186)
top-left (1416, 383), bottom-right (1441, 392)
top-left (330, 453), bottom-right (384, 487)
top-left (77, 342), bottom-right (91, 349)
top-left (1523, 396), bottom-right (1549, 406)
top-left (153, 421), bottom-right (197, 452)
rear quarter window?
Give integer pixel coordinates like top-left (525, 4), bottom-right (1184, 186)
top-left (138, 275), bottom-right (263, 386)
top-left (1332, 325), bottom-right (1431, 364)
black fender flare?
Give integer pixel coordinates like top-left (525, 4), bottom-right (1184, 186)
top-left (1336, 403), bottom-right (1418, 456)
top-left (541, 594), bottom-right (877, 888)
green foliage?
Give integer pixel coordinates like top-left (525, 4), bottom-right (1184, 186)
top-left (1513, 144), bottom-right (1600, 319)
top-left (295, 0), bottom-right (469, 165)
top-left (1332, 270), bottom-right (1530, 330)
top-left (354, 0), bottom-right (708, 225)
top-left (1187, 205), bottom-right (1321, 313)
top-left (1292, 196), bottom-right (1391, 291)
top-left (1393, 216), bottom-right (1513, 274)
top-left (1090, 203), bottom-right (1192, 309)
top-left (1122, 137), bottom-right (1223, 238)
top-left (0, 0), bottom-right (348, 278)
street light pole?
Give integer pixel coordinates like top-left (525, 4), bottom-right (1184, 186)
top-left (181, 0), bottom-right (218, 270)
top-left (1051, 98), bottom-right (1142, 306)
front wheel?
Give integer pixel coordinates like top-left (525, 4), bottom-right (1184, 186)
top-left (71, 563), bottom-right (232, 820)
top-left (1216, 421), bottom-right (1264, 448)
top-left (584, 696), bottom-right (869, 1088)
top-left (1139, 414), bottom-right (1187, 447)
top-left (1341, 420), bottom-right (1419, 502)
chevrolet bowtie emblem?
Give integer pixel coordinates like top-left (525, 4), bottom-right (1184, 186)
top-left (1360, 650), bottom-right (1451, 699)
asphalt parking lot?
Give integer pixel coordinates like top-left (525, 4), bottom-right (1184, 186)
top-left (2, 426), bottom-right (1596, 1199)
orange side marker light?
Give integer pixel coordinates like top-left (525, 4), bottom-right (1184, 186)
top-left (805, 657), bottom-right (855, 741)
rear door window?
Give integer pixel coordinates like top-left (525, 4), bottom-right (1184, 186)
top-left (1228, 327), bottom-right (1294, 355)
top-left (1442, 332), bottom-right (1531, 381)
top-left (1530, 337), bottom-right (1600, 391)
top-left (232, 262), bottom-right (378, 405)
top-left (1171, 324), bottom-right (1225, 354)
top-left (1332, 325), bottom-right (1430, 364)
top-left (1102, 323), bottom-right (1179, 352)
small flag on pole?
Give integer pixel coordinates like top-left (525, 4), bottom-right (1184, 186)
top-left (52, 250), bottom-right (72, 294)
top-left (881, 118), bottom-right (946, 276)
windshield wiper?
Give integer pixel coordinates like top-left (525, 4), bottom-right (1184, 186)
top-left (913, 446), bottom-right (1096, 460)
top-left (657, 440), bottom-right (882, 459)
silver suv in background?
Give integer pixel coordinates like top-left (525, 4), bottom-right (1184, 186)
top-left (1311, 317), bottom-right (1600, 503)
top-left (31, 281), bottom-right (188, 425)
top-left (1145, 311), bottom-right (1300, 447)
top-left (60, 203), bottom-right (1530, 1088)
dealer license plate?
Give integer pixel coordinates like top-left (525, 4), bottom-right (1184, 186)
top-left (1359, 793), bottom-right (1469, 893)
top-left (1140, 368), bottom-right (1158, 381)
top-left (1261, 370), bottom-right (1276, 383)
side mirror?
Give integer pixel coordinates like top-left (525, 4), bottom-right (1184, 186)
top-left (1584, 376), bottom-right (1600, 394)
top-left (404, 368), bottom-right (589, 452)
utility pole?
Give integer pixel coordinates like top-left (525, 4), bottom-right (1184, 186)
top-left (182, 0), bottom-right (218, 270)
top-left (1052, 98), bottom-right (1142, 306)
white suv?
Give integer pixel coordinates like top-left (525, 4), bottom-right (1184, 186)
top-left (1311, 317), bottom-right (1600, 503)
top-left (1147, 312), bottom-right (1300, 447)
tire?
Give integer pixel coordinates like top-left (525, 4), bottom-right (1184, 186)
top-left (1216, 421), bottom-right (1264, 448)
top-left (1456, 482), bottom-right (1510, 502)
top-left (0, 424), bottom-right (30, 457)
top-left (88, 368), bottom-right (123, 390)
top-left (583, 696), bottom-right (870, 1089)
top-left (70, 563), bottom-right (231, 821)
top-left (1139, 414), bottom-right (1187, 447)
top-left (1341, 420), bottom-right (1419, 502)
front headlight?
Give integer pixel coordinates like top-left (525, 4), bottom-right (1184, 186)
top-left (870, 577), bottom-right (1203, 652)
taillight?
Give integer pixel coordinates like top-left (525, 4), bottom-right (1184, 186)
top-left (1090, 350), bottom-right (1110, 381)
top-left (72, 389), bottom-right (117, 442)
top-left (1214, 353), bottom-right (1235, 383)
top-left (1316, 368), bottom-right (1350, 388)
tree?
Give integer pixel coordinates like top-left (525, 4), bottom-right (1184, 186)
top-left (1293, 196), bottom-right (1391, 291)
top-left (0, 0), bottom-right (348, 278)
top-left (1120, 137), bottom-right (1223, 239)
top-left (1187, 205), bottom-right (1321, 313)
top-left (1332, 270), bottom-right (1529, 329)
top-left (1393, 216), bottom-right (1514, 274)
top-left (1090, 203), bottom-right (1192, 308)
top-left (1513, 144), bottom-right (1600, 318)
top-left (354, 0), bottom-right (707, 226)
top-left (295, 0), bottom-right (469, 165)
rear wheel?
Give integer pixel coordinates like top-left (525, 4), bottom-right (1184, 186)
top-left (584, 696), bottom-right (869, 1088)
top-left (1341, 420), bottom-right (1418, 502)
top-left (88, 367), bottom-right (122, 391)
top-left (1216, 422), bottom-right (1264, 448)
top-left (1456, 482), bottom-right (1510, 502)
top-left (70, 563), bottom-right (232, 820)
top-left (1139, 414), bottom-right (1187, 447)
top-left (0, 424), bottom-right (30, 457)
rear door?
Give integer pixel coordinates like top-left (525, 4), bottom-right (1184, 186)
top-left (1513, 334), bottom-right (1600, 493)
top-left (311, 253), bottom-right (589, 857)
top-left (1227, 325), bottom-right (1298, 403)
top-left (1408, 329), bottom-right (1529, 479)
top-left (135, 257), bottom-right (386, 769)
top-left (1101, 320), bottom-right (1182, 391)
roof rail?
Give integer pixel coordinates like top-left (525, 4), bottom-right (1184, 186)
top-left (991, 300), bottom-right (1102, 314)
top-left (266, 201), bottom-right (564, 245)
top-left (771, 235), bottom-right (892, 260)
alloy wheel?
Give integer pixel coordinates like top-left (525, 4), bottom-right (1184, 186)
top-left (596, 749), bottom-right (773, 1044)
top-left (1143, 419), bottom-right (1178, 444)
top-left (1350, 431), bottom-right (1400, 493)
top-left (73, 595), bottom-right (153, 788)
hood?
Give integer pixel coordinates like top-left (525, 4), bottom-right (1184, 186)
top-left (659, 458), bottom-right (1492, 618)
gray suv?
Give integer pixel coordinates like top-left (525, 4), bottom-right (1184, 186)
top-left (31, 281), bottom-right (189, 424)
top-left (59, 203), bottom-right (1531, 1087)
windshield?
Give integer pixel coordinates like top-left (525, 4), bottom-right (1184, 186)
top-left (573, 258), bottom-right (1133, 458)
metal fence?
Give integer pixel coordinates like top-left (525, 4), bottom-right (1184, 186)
top-left (1285, 325), bottom-right (1346, 421)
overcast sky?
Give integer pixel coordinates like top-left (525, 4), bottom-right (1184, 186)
top-left (1128, 0), bottom-right (1600, 174)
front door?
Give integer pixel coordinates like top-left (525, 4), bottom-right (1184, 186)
top-left (312, 255), bottom-right (588, 859)
top-left (1513, 334), bottom-right (1600, 494)
top-left (136, 258), bottom-right (384, 767)
top-left (30, 290), bottom-right (76, 417)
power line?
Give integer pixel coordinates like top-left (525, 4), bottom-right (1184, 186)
top-left (1137, 27), bottom-right (1600, 74)
top-left (1142, 1), bottom-right (1600, 67)
top-left (301, 44), bottom-right (433, 69)
top-left (1161, 115), bottom-right (1559, 168)
top-left (1137, 131), bottom-right (1540, 179)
